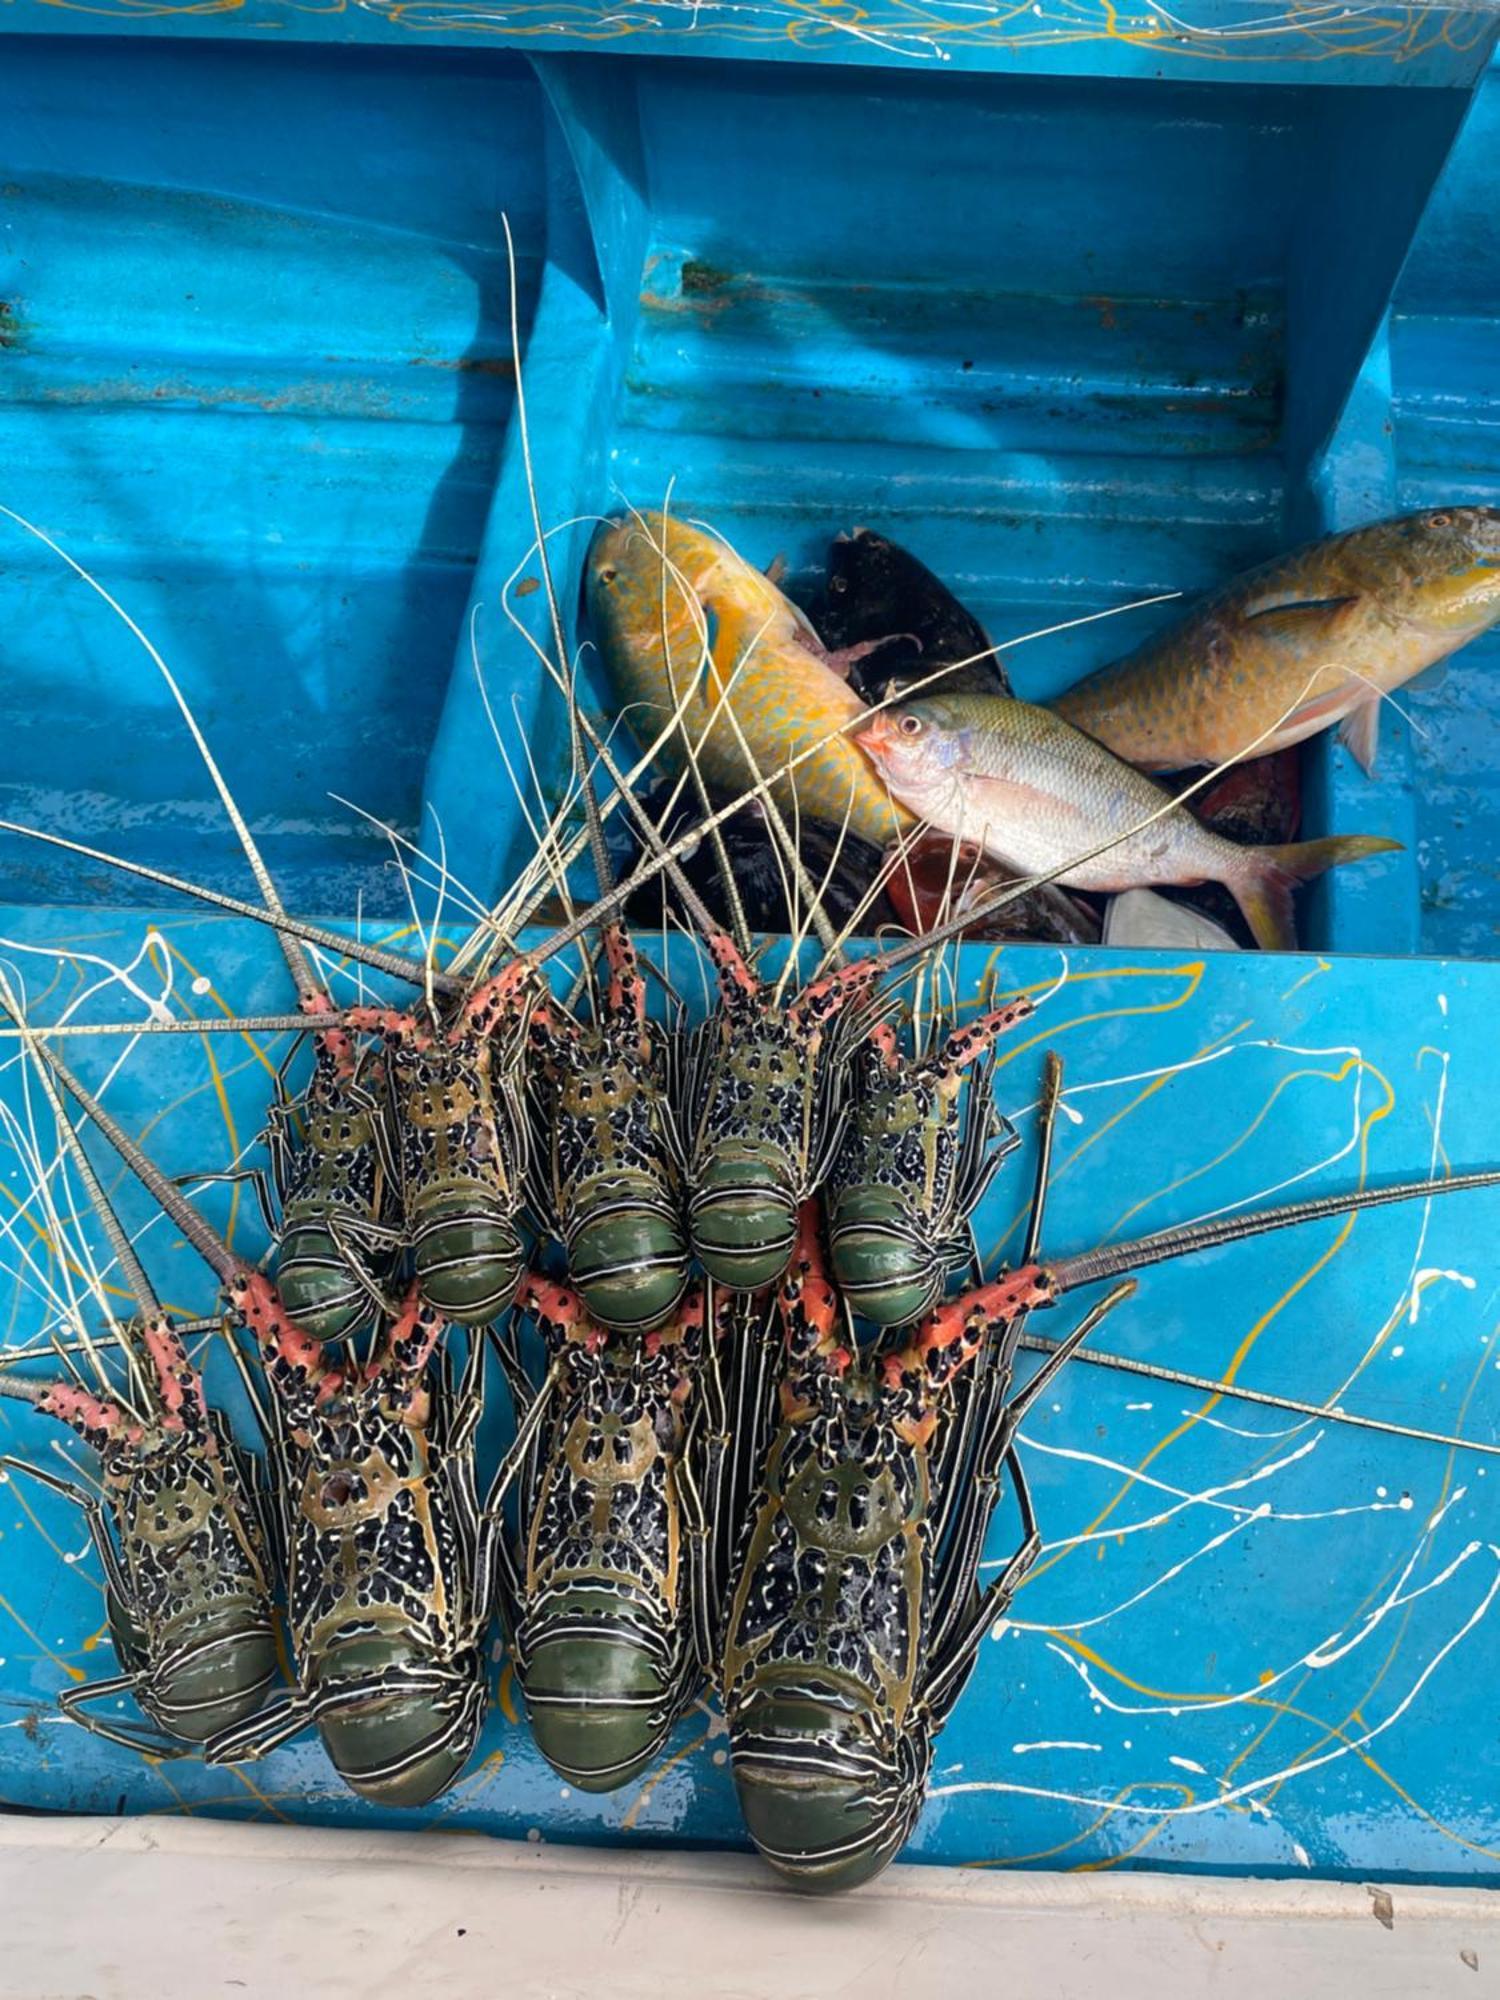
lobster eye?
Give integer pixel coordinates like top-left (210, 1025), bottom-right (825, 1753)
top-left (898, 714), bottom-right (923, 737)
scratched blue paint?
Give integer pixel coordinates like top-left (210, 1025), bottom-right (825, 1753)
top-left (1, 0), bottom-right (1500, 1885)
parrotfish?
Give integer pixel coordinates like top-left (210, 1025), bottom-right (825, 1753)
top-left (857, 694), bottom-right (1399, 952)
top-left (586, 511), bottom-right (912, 850)
top-left (818, 527), bottom-right (1011, 705)
top-left (1052, 507), bottom-right (1500, 774)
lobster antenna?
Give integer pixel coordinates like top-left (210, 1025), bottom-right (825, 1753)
top-left (0, 981), bottom-right (161, 1321)
top-left (0, 507), bottom-right (323, 1009)
top-left (0, 1321), bottom-right (219, 1369)
top-left (0, 818), bottom-right (449, 993)
top-left (27, 1034), bottom-right (241, 1286)
top-left (502, 212), bottom-right (617, 918)
top-left (0, 1012), bottom-right (348, 1041)
top-left (1023, 1051), bottom-right (1064, 1267)
top-left (1049, 1169), bottom-right (1500, 1296)
top-left (1014, 1330), bottom-right (1500, 1459)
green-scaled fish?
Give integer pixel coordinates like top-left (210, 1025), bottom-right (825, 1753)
top-left (1052, 507), bottom-right (1500, 774)
top-left (857, 694), bottom-right (1398, 952)
top-left (586, 511), bottom-right (912, 849)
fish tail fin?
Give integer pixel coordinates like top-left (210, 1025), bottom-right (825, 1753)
top-left (1230, 835), bottom-right (1402, 952)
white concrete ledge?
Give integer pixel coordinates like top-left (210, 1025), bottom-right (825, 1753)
top-left (0, 1815), bottom-right (1495, 1998)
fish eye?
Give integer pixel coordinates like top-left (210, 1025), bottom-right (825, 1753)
top-left (828, 574), bottom-right (847, 595)
top-left (1431, 511), bottom-right (1452, 528)
top-left (898, 715), bottom-right (923, 737)
top-left (598, 565), bottom-right (618, 585)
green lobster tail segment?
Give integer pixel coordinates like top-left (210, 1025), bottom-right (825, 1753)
top-left (412, 1208), bottom-right (525, 1327)
top-left (690, 1186), bottom-right (799, 1291)
top-left (523, 1633), bottom-right (675, 1791)
top-left (827, 1209), bottom-right (944, 1329)
top-left (567, 1208), bottom-right (691, 1334)
top-left (730, 1695), bottom-right (911, 1896)
top-left (143, 1619), bottom-right (280, 1743)
top-left (274, 1227), bottom-right (383, 1343)
top-left (317, 1698), bottom-right (482, 1809)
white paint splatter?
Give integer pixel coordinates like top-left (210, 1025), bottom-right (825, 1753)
top-left (931, 1545), bottom-right (1500, 1820)
top-left (1169, 1755), bottom-right (1207, 1775)
top-left (1407, 1269), bottom-right (1476, 1326)
top-left (1012, 1741), bottom-right (1102, 1756)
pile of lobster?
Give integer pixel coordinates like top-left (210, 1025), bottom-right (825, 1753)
top-left (3, 500), bottom-right (1500, 1896)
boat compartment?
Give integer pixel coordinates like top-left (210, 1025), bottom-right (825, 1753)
top-left (2, 2), bottom-right (1500, 1891)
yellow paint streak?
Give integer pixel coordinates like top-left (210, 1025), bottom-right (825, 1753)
top-left (987, 1019), bottom-right (1246, 1265)
top-left (621, 1723), bottom-right (711, 1832)
top-left (1020, 1057), bottom-right (1395, 1590)
top-left (497, 1660), bottom-right (518, 1726)
top-left (985, 959), bottom-right (1208, 1078)
top-left (1038, 1628), bottom-right (1500, 1860)
top-left (150, 1761), bottom-right (197, 1817)
top-left (1237, 1312), bottom-right (1500, 1796)
top-left (0, 1591), bottom-right (86, 1681)
top-left (1105, 1054), bottom-right (1370, 1242)
top-left (968, 1781), bottom-right (1193, 1869)
top-left (1279, 960), bottom-right (1332, 1003)
top-left (222, 1759), bottom-right (295, 1825)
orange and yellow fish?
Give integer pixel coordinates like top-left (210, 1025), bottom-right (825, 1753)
top-left (1053, 507), bottom-right (1500, 774)
top-left (586, 511), bottom-right (911, 850)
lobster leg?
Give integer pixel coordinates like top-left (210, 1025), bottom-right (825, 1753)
top-left (0, 1454), bottom-right (133, 1605)
top-left (204, 1691), bottom-right (316, 1766)
top-left (56, 1676), bottom-right (197, 1760)
top-left (924, 1442), bottom-right (1042, 1728)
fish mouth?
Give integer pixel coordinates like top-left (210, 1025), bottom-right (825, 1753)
top-left (853, 721), bottom-right (890, 760)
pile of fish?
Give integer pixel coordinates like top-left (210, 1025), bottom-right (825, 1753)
top-left (2, 494), bottom-right (1500, 1897)
top-left (594, 506), bottom-right (1500, 952)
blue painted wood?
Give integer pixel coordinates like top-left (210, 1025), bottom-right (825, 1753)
top-left (0, 38), bottom-right (547, 915)
top-left (1, 911), bottom-right (1497, 1880)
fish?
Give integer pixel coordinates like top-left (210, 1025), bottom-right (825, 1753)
top-left (882, 832), bottom-right (1100, 945)
top-left (1103, 889), bottom-right (1239, 953)
top-left (1051, 507), bottom-right (1500, 775)
top-left (615, 780), bottom-right (898, 937)
top-left (856, 694), bottom-right (1400, 952)
top-left (817, 527), bottom-right (1011, 706)
top-left (586, 512), bottom-right (912, 851)
top-left (1161, 747), bottom-right (1301, 940)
